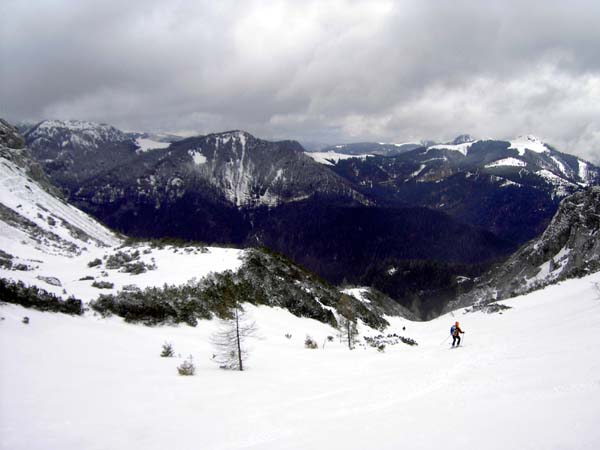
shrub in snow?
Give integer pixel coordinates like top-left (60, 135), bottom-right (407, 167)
top-left (36, 275), bottom-right (62, 287)
top-left (22, 316), bottom-right (29, 324)
top-left (364, 334), bottom-right (418, 349)
top-left (87, 258), bottom-right (102, 268)
top-left (161, 342), bottom-right (175, 357)
top-left (327, 336), bottom-right (334, 342)
top-left (177, 356), bottom-right (195, 376)
top-left (0, 278), bottom-right (83, 315)
top-left (92, 281), bottom-right (114, 289)
top-left (79, 276), bottom-right (94, 281)
top-left (285, 333), bottom-right (292, 339)
top-left (305, 335), bottom-right (318, 349)
top-left (377, 344), bottom-right (386, 353)
top-left (0, 249), bottom-right (13, 269)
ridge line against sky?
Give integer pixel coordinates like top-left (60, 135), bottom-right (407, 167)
top-left (1, 0), bottom-right (599, 162)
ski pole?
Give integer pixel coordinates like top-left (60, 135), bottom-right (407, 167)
top-left (440, 335), bottom-right (451, 346)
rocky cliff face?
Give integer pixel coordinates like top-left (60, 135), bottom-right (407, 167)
top-left (0, 119), bottom-right (26, 149)
top-left (446, 186), bottom-right (600, 311)
top-left (163, 130), bottom-right (367, 208)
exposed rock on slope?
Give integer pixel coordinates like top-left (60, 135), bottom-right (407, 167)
top-left (446, 186), bottom-right (600, 311)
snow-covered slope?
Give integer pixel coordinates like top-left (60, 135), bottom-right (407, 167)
top-left (2, 271), bottom-right (599, 450)
top-left (135, 137), bottom-right (171, 152)
top-left (0, 130), bottom-right (245, 300)
top-left (305, 151), bottom-right (373, 166)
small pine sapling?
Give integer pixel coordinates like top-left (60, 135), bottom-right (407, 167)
top-left (211, 277), bottom-right (257, 371)
top-left (161, 342), bottom-right (175, 357)
top-left (337, 295), bottom-right (358, 350)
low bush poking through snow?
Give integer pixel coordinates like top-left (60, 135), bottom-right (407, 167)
top-left (464, 303), bottom-right (512, 314)
top-left (22, 316), bottom-right (29, 324)
top-left (305, 335), bottom-right (318, 349)
top-left (363, 333), bottom-right (418, 349)
top-left (87, 258), bottom-right (102, 268)
top-left (92, 281), bottom-right (114, 290)
top-left (177, 356), bottom-right (195, 376)
top-left (161, 342), bottom-right (175, 357)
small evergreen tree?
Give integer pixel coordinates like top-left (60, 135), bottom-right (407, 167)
top-left (210, 276), bottom-right (256, 371)
top-left (338, 295), bottom-right (358, 350)
top-left (161, 342), bottom-right (175, 357)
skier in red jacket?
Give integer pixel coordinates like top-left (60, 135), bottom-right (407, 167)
top-left (451, 321), bottom-right (464, 347)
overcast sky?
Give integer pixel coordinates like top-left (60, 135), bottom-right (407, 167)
top-left (2, 0), bottom-right (600, 161)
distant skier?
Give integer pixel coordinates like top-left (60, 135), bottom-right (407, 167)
top-left (450, 321), bottom-right (464, 347)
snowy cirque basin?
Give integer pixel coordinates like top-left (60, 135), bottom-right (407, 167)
top-left (2, 273), bottom-right (600, 450)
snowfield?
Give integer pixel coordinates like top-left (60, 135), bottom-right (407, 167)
top-left (305, 151), bottom-right (373, 165)
top-left (2, 272), bottom-right (600, 450)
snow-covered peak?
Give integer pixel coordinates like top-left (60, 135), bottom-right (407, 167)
top-left (509, 135), bottom-right (550, 156)
top-left (36, 120), bottom-right (111, 132)
top-left (451, 134), bottom-right (475, 145)
top-left (27, 120), bottom-right (132, 149)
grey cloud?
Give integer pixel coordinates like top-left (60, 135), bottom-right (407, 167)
top-left (2, 0), bottom-right (599, 162)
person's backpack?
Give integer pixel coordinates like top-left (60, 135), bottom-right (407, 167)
top-left (450, 325), bottom-right (456, 336)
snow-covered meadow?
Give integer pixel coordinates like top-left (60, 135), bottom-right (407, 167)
top-left (2, 272), bottom-right (599, 450)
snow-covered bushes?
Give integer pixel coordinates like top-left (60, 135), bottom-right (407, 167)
top-left (92, 280), bottom-right (114, 289)
top-left (363, 334), bottom-right (418, 349)
top-left (88, 249), bottom-right (392, 329)
top-left (105, 250), bottom-right (156, 274)
top-left (304, 335), bottom-right (318, 349)
top-left (0, 278), bottom-right (83, 315)
top-left (177, 356), bottom-right (195, 376)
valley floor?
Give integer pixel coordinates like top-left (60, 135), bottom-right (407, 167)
top-left (2, 273), bottom-right (600, 450)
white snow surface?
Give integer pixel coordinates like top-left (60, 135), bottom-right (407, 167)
top-left (550, 156), bottom-right (568, 177)
top-left (536, 169), bottom-right (578, 195)
top-left (136, 137), bottom-right (171, 152)
top-left (188, 149), bottom-right (208, 165)
top-left (509, 135), bottom-right (549, 156)
top-left (341, 287), bottom-right (371, 304)
top-left (426, 142), bottom-right (473, 156)
top-left (485, 157), bottom-right (527, 168)
top-left (305, 151), bottom-right (372, 166)
top-left (2, 273), bottom-right (600, 450)
top-left (579, 159), bottom-right (591, 184)
top-left (0, 156), bottom-right (119, 252)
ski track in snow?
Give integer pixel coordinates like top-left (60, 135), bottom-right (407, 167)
top-left (2, 273), bottom-right (600, 450)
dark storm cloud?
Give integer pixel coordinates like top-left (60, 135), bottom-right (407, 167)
top-left (2, 0), bottom-right (599, 161)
